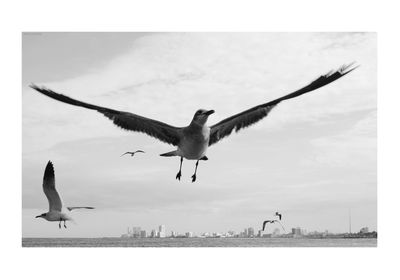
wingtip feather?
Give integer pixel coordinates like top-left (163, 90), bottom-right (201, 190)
top-left (45, 160), bottom-right (54, 173)
top-left (43, 160), bottom-right (55, 182)
top-left (339, 62), bottom-right (360, 75)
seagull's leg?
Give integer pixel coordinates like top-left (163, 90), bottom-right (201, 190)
top-left (64, 220), bottom-right (67, 228)
top-left (59, 218), bottom-right (61, 229)
top-left (176, 157), bottom-right (183, 181)
top-left (191, 160), bottom-right (200, 183)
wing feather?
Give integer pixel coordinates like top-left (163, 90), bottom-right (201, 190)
top-left (67, 207), bottom-right (95, 211)
top-left (209, 63), bottom-right (358, 146)
top-left (30, 85), bottom-right (182, 146)
top-left (43, 161), bottom-right (63, 212)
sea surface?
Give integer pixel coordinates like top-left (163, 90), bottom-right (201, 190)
top-left (22, 237), bottom-right (377, 247)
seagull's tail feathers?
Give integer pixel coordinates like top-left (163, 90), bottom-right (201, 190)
top-left (160, 150), bottom-right (178, 157)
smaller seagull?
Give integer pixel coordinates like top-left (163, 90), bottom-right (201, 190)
top-left (262, 219), bottom-right (286, 232)
top-left (275, 212), bottom-right (282, 220)
top-left (120, 150), bottom-right (145, 157)
top-left (35, 161), bottom-right (94, 229)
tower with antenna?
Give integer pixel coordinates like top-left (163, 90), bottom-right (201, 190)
top-left (348, 209), bottom-right (352, 234)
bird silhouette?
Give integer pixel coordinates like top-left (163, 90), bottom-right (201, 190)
top-left (31, 63), bottom-right (357, 182)
top-left (275, 212), bottom-right (282, 220)
top-left (121, 150), bottom-right (145, 157)
top-left (262, 219), bottom-right (286, 232)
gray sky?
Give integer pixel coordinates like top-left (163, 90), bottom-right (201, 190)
top-left (22, 32), bottom-right (376, 237)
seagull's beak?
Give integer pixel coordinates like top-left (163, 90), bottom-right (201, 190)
top-left (205, 110), bottom-right (215, 116)
top-left (35, 215), bottom-right (41, 218)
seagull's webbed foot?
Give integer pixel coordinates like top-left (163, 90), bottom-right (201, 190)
top-left (176, 157), bottom-right (183, 181)
top-left (59, 222), bottom-right (61, 229)
top-left (191, 160), bottom-right (199, 183)
top-left (64, 221), bottom-right (67, 228)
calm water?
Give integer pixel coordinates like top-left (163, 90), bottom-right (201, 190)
top-left (22, 237), bottom-right (377, 247)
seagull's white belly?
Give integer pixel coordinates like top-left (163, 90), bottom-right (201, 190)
top-left (179, 140), bottom-right (208, 160)
top-left (45, 211), bottom-right (71, 221)
top-left (178, 126), bottom-right (210, 160)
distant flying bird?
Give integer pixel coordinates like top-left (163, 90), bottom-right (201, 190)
top-left (35, 161), bottom-right (94, 229)
top-left (275, 212), bottom-right (282, 220)
top-left (262, 220), bottom-right (286, 232)
top-left (121, 150), bottom-right (145, 157)
top-left (31, 63), bottom-right (357, 182)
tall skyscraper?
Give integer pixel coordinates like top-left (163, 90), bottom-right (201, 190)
top-left (132, 226), bottom-right (141, 238)
top-left (292, 227), bottom-right (302, 236)
top-left (248, 227), bottom-right (255, 237)
top-left (159, 225), bottom-right (166, 238)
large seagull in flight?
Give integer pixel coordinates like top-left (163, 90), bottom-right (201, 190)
top-left (31, 63), bottom-right (357, 182)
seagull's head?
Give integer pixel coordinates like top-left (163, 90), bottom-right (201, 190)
top-left (35, 213), bottom-right (46, 219)
top-left (191, 109), bottom-right (215, 125)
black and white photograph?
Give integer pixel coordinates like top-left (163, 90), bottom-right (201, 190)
top-left (4, 0), bottom-right (400, 279)
top-left (22, 32), bottom-right (376, 247)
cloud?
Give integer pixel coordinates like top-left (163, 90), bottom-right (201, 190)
top-left (308, 110), bottom-right (376, 167)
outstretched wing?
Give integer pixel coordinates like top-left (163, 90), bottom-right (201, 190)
top-left (67, 207), bottom-right (95, 211)
top-left (262, 220), bottom-right (271, 231)
top-left (30, 85), bottom-right (182, 146)
top-left (43, 161), bottom-right (63, 212)
top-left (209, 63), bottom-right (358, 146)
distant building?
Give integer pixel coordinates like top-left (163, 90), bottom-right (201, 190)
top-left (132, 226), bottom-right (141, 238)
top-left (150, 229), bottom-right (157, 238)
top-left (140, 230), bottom-right (147, 238)
top-left (244, 228), bottom-right (248, 237)
top-left (272, 228), bottom-right (280, 236)
top-left (292, 227), bottom-right (302, 236)
top-left (186, 232), bottom-right (193, 238)
top-left (159, 225), bottom-right (166, 238)
top-left (360, 227), bottom-right (369, 234)
top-left (248, 227), bottom-right (255, 237)
top-left (257, 230), bottom-right (263, 237)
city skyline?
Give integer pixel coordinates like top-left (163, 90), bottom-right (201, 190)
top-left (120, 223), bottom-right (375, 239)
